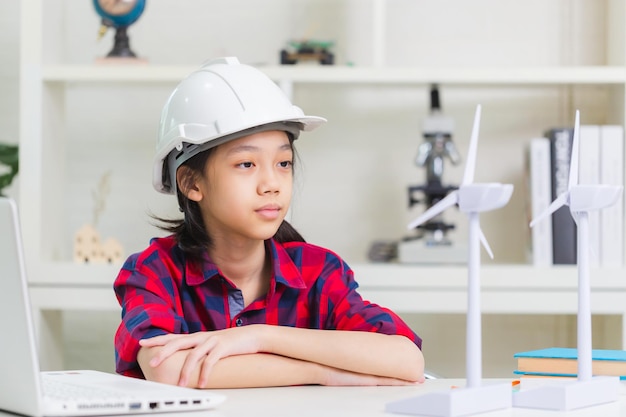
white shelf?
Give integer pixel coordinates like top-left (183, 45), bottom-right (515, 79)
top-left (27, 262), bottom-right (626, 325)
top-left (353, 264), bottom-right (626, 317)
top-left (352, 263), bottom-right (626, 289)
top-left (41, 65), bottom-right (626, 85)
top-left (27, 262), bottom-right (121, 287)
top-left (26, 261), bottom-right (626, 289)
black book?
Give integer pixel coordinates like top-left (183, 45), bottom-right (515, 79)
top-left (545, 127), bottom-right (577, 264)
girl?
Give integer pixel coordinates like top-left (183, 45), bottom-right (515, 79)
top-left (114, 57), bottom-right (424, 389)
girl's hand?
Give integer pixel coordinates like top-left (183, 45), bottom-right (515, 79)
top-left (139, 326), bottom-right (263, 387)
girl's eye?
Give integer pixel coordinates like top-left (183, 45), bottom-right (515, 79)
top-left (237, 162), bottom-right (253, 168)
top-left (279, 161), bottom-right (293, 168)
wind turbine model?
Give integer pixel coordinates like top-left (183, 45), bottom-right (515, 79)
top-left (387, 105), bottom-right (514, 417)
top-left (513, 110), bottom-right (622, 411)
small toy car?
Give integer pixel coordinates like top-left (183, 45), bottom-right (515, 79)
top-left (280, 40), bottom-right (335, 65)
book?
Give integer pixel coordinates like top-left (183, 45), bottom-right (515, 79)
top-left (525, 137), bottom-right (553, 266)
top-left (578, 125), bottom-right (601, 267)
top-left (514, 347), bottom-right (626, 378)
top-left (545, 128), bottom-right (577, 264)
top-left (599, 125), bottom-right (624, 268)
top-left (514, 371), bottom-right (626, 381)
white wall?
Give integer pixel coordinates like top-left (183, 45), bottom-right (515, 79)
top-left (9, 0), bottom-right (624, 376)
top-left (47, 0), bottom-right (614, 266)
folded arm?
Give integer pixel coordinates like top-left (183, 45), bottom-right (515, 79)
top-left (138, 346), bottom-right (418, 388)
top-left (138, 324), bottom-right (424, 388)
top-left (260, 325), bottom-right (423, 381)
top-left (139, 348), bottom-right (321, 388)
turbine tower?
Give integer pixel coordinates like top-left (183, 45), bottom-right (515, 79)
top-left (387, 105), bottom-right (514, 417)
top-left (513, 110), bottom-right (622, 411)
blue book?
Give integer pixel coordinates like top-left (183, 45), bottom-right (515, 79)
top-left (514, 347), bottom-right (626, 378)
top-left (513, 370), bottom-right (626, 381)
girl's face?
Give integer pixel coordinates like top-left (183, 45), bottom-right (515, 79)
top-left (190, 130), bottom-right (294, 243)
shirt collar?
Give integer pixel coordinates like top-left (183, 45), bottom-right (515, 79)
top-left (268, 239), bottom-right (306, 289)
top-left (184, 239), bottom-right (306, 290)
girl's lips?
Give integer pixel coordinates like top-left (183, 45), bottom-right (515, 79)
top-left (255, 205), bottom-right (281, 220)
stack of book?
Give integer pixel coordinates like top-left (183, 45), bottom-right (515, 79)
top-left (525, 124), bottom-right (624, 267)
top-left (514, 347), bottom-right (626, 380)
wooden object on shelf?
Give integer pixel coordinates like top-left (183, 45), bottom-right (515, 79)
top-left (73, 224), bottom-right (123, 264)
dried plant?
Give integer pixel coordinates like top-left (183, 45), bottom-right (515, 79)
top-left (92, 171), bottom-right (111, 226)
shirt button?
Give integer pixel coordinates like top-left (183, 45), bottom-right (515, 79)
top-left (235, 318), bottom-right (243, 327)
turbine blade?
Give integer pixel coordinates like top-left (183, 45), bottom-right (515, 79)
top-left (479, 228), bottom-right (494, 259)
top-left (569, 110), bottom-right (580, 189)
top-left (529, 192), bottom-right (569, 227)
top-left (407, 192), bottom-right (459, 230)
top-left (462, 104), bottom-right (481, 186)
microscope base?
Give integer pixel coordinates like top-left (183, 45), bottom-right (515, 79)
top-left (397, 239), bottom-right (467, 264)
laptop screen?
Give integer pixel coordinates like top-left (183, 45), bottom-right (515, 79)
top-left (0, 197), bottom-right (226, 416)
top-left (0, 197), bottom-right (46, 416)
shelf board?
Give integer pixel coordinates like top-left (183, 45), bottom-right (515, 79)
top-left (42, 65), bottom-right (626, 85)
top-left (26, 262), bottom-right (626, 315)
top-left (27, 262), bottom-right (122, 287)
top-left (352, 263), bottom-right (626, 290)
top-left (26, 261), bottom-right (626, 289)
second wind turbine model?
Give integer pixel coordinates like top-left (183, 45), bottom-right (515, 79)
top-left (513, 111), bottom-right (623, 411)
top-left (387, 105), bottom-right (514, 417)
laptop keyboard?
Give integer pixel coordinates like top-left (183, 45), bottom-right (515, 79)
top-left (42, 376), bottom-right (132, 401)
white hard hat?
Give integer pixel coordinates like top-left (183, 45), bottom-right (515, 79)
top-left (153, 57), bottom-right (326, 194)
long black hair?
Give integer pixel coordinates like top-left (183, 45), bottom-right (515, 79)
top-left (153, 138), bottom-right (305, 264)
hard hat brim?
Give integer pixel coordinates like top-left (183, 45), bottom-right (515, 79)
top-left (153, 116), bottom-right (326, 194)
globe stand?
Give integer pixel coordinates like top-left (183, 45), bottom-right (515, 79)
top-left (107, 26), bottom-right (136, 58)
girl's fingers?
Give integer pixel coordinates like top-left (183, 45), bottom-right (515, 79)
top-left (148, 334), bottom-right (206, 367)
top-left (197, 343), bottom-right (226, 388)
top-left (197, 356), bottom-right (218, 389)
top-left (178, 338), bottom-right (218, 386)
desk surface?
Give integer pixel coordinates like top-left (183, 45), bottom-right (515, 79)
top-left (211, 380), bottom-right (626, 417)
top-left (3, 379), bottom-right (626, 417)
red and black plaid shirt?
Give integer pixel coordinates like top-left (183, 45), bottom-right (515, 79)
top-left (114, 236), bottom-right (422, 378)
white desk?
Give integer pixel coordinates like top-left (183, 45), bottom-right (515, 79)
top-left (27, 263), bottom-right (626, 370)
top-left (212, 380), bottom-right (626, 417)
top-left (2, 379), bottom-right (626, 417)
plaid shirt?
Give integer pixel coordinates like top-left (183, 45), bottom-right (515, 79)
top-left (114, 236), bottom-right (422, 378)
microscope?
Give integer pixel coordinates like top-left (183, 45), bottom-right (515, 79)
top-left (397, 85), bottom-right (467, 264)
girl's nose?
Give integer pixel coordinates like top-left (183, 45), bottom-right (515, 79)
top-left (258, 166), bottom-right (280, 195)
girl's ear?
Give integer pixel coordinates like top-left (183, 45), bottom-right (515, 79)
top-left (176, 166), bottom-right (203, 202)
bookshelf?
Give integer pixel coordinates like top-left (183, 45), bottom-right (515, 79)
top-left (19, 0), bottom-right (626, 372)
top-left (28, 261), bottom-right (626, 370)
top-left (41, 65), bottom-right (626, 85)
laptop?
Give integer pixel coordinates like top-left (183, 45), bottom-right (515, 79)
top-left (0, 197), bottom-right (226, 416)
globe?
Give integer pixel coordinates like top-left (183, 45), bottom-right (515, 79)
top-left (93, 0), bottom-right (147, 58)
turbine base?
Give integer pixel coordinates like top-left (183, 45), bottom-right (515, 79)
top-left (386, 382), bottom-right (511, 417)
top-left (513, 376), bottom-right (619, 411)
